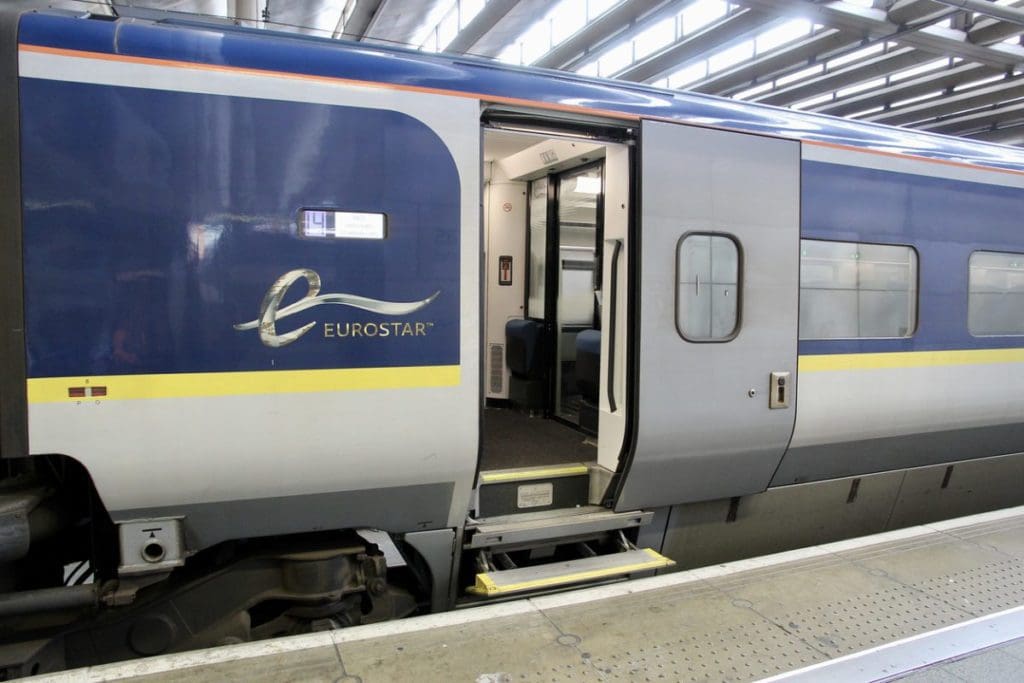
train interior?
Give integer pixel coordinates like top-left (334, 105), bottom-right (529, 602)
top-left (477, 122), bottom-right (632, 513)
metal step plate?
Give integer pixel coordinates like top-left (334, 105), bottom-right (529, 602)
top-left (476, 464), bottom-right (591, 517)
top-left (468, 548), bottom-right (675, 597)
top-left (468, 509), bottom-right (654, 549)
top-left (478, 463), bottom-right (590, 485)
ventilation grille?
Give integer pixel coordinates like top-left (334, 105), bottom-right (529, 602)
top-left (489, 344), bottom-right (504, 394)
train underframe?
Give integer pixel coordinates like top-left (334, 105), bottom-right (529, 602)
top-left (3, 448), bottom-right (1024, 678)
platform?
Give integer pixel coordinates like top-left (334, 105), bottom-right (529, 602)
top-left (33, 505), bottom-right (1024, 683)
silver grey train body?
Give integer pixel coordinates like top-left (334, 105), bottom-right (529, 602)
top-left (2, 6), bottom-right (1024, 676)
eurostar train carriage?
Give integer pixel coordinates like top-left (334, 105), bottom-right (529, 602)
top-left (3, 6), bottom-right (1024, 675)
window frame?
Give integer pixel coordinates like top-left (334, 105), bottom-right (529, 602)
top-left (967, 249), bottom-right (1024, 338)
top-left (797, 238), bottom-right (920, 341)
top-left (674, 230), bottom-right (744, 344)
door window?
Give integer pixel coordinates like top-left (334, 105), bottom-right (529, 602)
top-left (676, 233), bottom-right (740, 342)
top-left (527, 178), bottom-right (548, 319)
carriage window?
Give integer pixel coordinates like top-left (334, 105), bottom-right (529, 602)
top-left (969, 251), bottom-right (1024, 336)
top-left (676, 234), bottom-right (740, 342)
top-left (799, 240), bottom-right (917, 339)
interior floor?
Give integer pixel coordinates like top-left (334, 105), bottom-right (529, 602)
top-left (480, 405), bottom-right (596, 471)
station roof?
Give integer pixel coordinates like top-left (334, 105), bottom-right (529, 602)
top-left (30, 0), bottom-right (1024, 146)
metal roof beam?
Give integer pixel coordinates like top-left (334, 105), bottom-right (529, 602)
top-left (887, 0), bottom-right (954, 27)
top-left (918, 98), bottom-right (1024, 133)
top-left (334, 0), bottom-right (382, 39)
top-left (968, 17), bottom-right (1024, 45)
top-left (811, 61), bottom-right (994, 115)
top-left (932, 0), bottom-right (1024, 27)
top-left (362, 0), bottom-right (438, 45)
top-left (446, 0), bottom-right (518, 53)
top-left (752, 46), bottom-right (923, 106)
top-left (690, 28), bottom-right (852, 95)
top-left (736, 0), bottom-right (1024, 68)
top-left (533, 0), bottom-right (683, 70)
top-left (966, 121), bottom-right (1024, 143)
top-left (866, 74), bottom-right (1024, 124)
top-left (465, 0), bottom-right (556, 57)
top-left (614, 8), bottom-right (774, 83)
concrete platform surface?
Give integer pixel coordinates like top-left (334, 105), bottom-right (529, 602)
top-left (30, 505), bottom-right (1024, 683)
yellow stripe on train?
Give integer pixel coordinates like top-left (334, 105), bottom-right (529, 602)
top-left (799, 348), bottom-right (1024, 373)
top-left (26, 365), bottom-right (461, 403)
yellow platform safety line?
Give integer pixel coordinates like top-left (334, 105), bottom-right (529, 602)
top-left (26, 365), bottom-right (461, 403)
top-left (468, 548), bottom-right (675, 597)
top-left (799, 348), bottom-right (1024, 373)
top-left (478, 464), bottom-right (590, 484)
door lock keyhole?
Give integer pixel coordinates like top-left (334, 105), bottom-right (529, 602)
top-left (769, 371), bottom-right (790, 409)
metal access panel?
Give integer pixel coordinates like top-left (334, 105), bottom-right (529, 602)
top-left (615, 121), bottom-right (799, 510)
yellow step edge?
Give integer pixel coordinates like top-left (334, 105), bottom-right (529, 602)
top-left (478, 464), bottom-right (590, 484)
top-left (467, 548), bottom-right (675, 597)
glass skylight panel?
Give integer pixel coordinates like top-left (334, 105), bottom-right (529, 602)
top-left (491, 0), bottom-right (626, 67)
top-left (550, 0), bottom-right (588, 46)
top-left (755, 19), bottom-right (812, 54)
top-left (587, 0), bottom-right (619, 20)
top-left (776, 63), bottom-right (824, 86)
top-left (421, 32), bottom-right (440, 53)
top-left (520, 24), bottom-right (551, 64)
top-left (954, 74), bottom-right (1011, 91)
top-left (497, 42), bottom-right (521, 64)
top-left (414, 0), bottom-right (457, 49)
top-left (680, 0), bottom-right (728, 36)
top-left (438, 8), bottom-right (459, 47)
top-left (708, 39), bottom-right (754, 73)
top-left (889, 58), bottom-right (948, 82)
top-left (892, 91), bottom-right (943, 108)
top-left (633, 17), bottom-right (677, 61)
top-left (599, 41), bottom-right (634, 76)
top-left (836, 76), bottom-right (886, 98)
top-left (418, 0), bottom-right (486, 53)
top-left (849, 105), bottom-right (886, 117)
top-left (827, 43), bottom-right (884, 70)
top-left (461, 0), bottom-right (486, 25)
top-left (734, 81), bottom-right (774, 99)
top-left (792, 93), bottom-right (834, 110)
top-left (668, 61), bottom-right (709, 88)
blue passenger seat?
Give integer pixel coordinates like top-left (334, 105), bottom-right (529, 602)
top-left (575, 329), bottom-right (601, 435)
top-left (505, 319), bottom-right (547, 412)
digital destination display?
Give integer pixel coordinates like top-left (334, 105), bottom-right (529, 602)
top-left (299, 210), bottom-right (387, 240)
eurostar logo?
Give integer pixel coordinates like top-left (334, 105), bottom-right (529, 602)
top-left (234, 268), bottom-right (439, 348)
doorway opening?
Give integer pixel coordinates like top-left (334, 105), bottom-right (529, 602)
top-left (481, 120), bottom-right (630, 478)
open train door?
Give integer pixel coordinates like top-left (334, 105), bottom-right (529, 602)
top-left (613, 121), bottom-right (800, 511)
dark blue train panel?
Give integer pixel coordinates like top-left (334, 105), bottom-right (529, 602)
top-left (20, 79), bottom-right (461, 378)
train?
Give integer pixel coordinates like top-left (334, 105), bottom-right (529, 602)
top-left (2, 4), bottom-right (1024, 677)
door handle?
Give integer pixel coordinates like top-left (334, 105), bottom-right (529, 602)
top-left (606, 239), bottom-right (622, 413)
top-left (769, 371), bottom-right (790, 409)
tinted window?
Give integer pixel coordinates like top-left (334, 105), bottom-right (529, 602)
top-left (799, 240), bottom-right (917, 339)
top-left (677, 234), bottom-right (740, 341)
top-left (969, 251), bottom-right (1024, 336)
